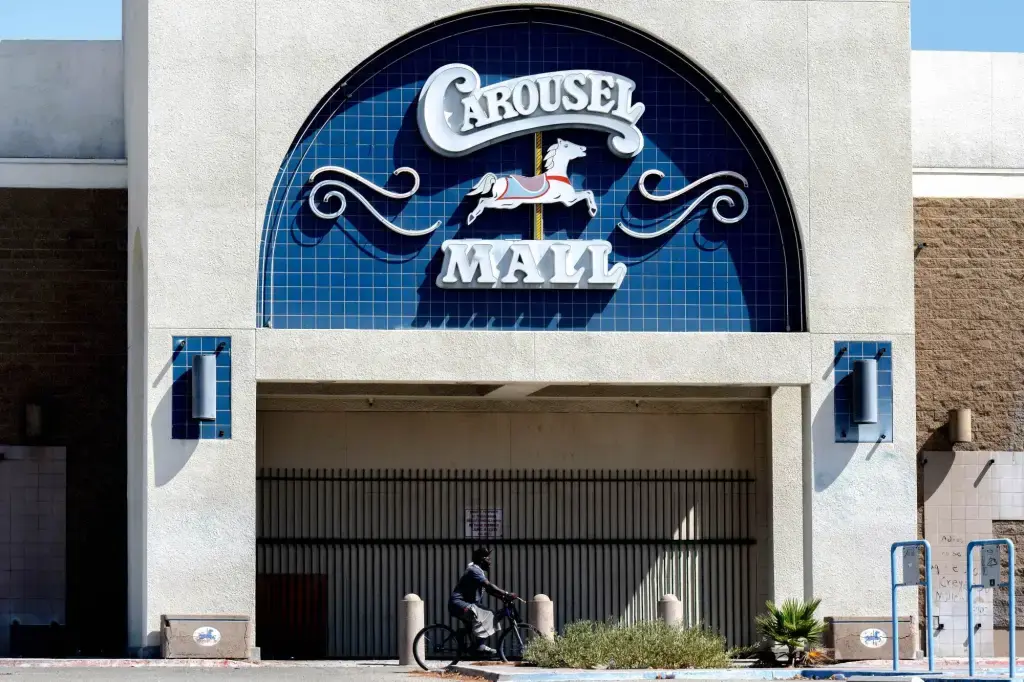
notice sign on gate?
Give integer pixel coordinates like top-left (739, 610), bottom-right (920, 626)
top-left (465, 508), bottom-right (503, 539)
top-left (982, 544), bottom-right (1001, 587)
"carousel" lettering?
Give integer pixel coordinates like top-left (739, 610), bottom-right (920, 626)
top-left (418, 64), bottom-right (646, 158)
top-left (460, 72), bottom-right (642, 132)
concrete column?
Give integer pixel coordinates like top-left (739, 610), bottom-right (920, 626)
top-left (770, 386), bottom-right (805, 601)
top-left (135, 331), bottom-right (258, 654)
top-left (398, 594), bottom-right (424, 665)
top-left (658, 594), bottom-right (682, 626)
top-left (123, 0), bottom-right (149, 655)
top-left (529, 594), bottom-right (554, 640)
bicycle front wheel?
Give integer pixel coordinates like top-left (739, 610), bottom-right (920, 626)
top-left (413, 624), bottom-right (464, 671)
top-left (499, 623), bottom-right (542, 663)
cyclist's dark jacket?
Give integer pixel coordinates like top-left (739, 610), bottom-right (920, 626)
top-left (449, 563), bottom-right (487, 616)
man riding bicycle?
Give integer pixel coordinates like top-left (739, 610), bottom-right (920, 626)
top-left (448, 548), bottom-right (516, 655)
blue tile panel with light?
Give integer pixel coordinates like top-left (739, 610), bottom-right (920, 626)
top-left (258, 8), bottom-right (805, 333)
top-left (834, 341), bottom-right (893, 444)
top-left (172, 336), bottom-right (231, 440)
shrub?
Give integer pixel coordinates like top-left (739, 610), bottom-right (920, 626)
top-left (754, 598), bottom-right (825, 667)
top-left (523, 620), bottom-right (730, 669)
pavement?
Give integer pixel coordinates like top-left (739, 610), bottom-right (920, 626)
top-left (3, 659), bottom-right (1024, 682)
top-left (0, 662), bottom-right (415, 681)
top-left (451, 660), bottom-right (1024, 682)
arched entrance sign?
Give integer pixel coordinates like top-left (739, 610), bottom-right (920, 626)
top-left (258, 7), bottom-right (805, 332)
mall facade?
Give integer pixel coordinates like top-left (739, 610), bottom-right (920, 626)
top-left (1, 0), bottom-right (1022, 661)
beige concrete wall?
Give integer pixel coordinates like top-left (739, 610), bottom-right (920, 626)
top-left (256, 401), bottom-right (766, 653)
top-left (258, 408), bottom-right (757, 471)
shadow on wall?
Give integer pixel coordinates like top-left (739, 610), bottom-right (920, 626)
top-left (257, 543), bottom-right (756, 659)
top-left (920, 450), bottom-right (955, 505)
top-left (811, 363), bottom-right (885, 492)
top-left (920, 422), bottom-right (955, 453)
top-left (150, 381), bottom-right (197, 487)
top-left (254, 469), bottom-right (759, 658)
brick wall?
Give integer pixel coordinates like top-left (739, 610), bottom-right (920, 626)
top-left (0, 189), bottom-right (127, 655)
top-left (915, 198), bottom-right (1024, 453)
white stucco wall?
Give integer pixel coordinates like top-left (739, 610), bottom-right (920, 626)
top-left (129, 0), bottom-right (916, 649)
top-left (0, 40), bottom-right (124, 159)
top-left (912, 51), bottom-right (1024, 170)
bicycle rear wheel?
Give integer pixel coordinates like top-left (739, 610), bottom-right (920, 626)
top-left (413, 624), bottom-right (464, 671)
top-left (499, 623), bottom-right (542, 663)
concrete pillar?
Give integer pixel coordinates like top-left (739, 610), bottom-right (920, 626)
top-left (658, 594), bottom-right (683, 626)
top-left (770, 386), bottom-right (805, 601)
top-left (529, 594), bottom-right (555, 640)
top-left (134, 331), bottom-right (258, 655)
top-left (398, 594), bottom-right (424, 665)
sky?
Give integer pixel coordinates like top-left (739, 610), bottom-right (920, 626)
top-left (0, 0), bottom-right (1023, 52)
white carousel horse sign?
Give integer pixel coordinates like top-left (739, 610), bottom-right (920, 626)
top-left (437, 138), bottom-right (626, 290)
top-left (304, 63), bottom-right (748, 292)
top-left (465, 139), bottom-right (596, 224)
top-left (417, 63), bottom-right (646, 158)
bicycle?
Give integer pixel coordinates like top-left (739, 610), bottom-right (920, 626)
top-left (412, 595), bottom-right (543, 670)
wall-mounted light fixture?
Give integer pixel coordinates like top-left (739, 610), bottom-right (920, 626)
top-left (949, 408), bottom-right (972, 444)
top-left (25, 403), bottom-right (42, 439)
top-left (852, 359), bottom-right (879, 424)
top-left (191, 354), bottom-right (217, 421)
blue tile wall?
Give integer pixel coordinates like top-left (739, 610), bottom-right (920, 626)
top-left (172, 336), bottom-right (232, 440)
top-left (258, 10), bottom-right (804, 332)
top-left (834, 341), bottom-right (893, 444)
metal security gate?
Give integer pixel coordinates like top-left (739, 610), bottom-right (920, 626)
top-left (256, 469), bottom-right (757, 659)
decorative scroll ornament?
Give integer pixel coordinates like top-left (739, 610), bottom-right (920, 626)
top-left (307, 166), bottom-right (441, 237)
top-left (616, 170), bottom-right (749, 240)
top-left (418, 63), bottom-right (646, 159)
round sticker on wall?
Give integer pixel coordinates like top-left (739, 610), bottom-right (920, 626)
top-left (860, 628), bottom-right (887, 648)
top-left (193, 626), bottom-right (221, 647)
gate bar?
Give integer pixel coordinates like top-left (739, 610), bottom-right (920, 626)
top-left (967, 539), bottom-right (1015, 678)
top-left (890, 540), bottom-right (933, 673)
top-left (256, 467), bottom-right (758, 658)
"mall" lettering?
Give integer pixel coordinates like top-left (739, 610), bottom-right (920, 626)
top-left (436, 239), bottom-right (627, 290)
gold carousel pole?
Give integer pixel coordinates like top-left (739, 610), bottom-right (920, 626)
top-left (533, 132), bottom-right (544, 239)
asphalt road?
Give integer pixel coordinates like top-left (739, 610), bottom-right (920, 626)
top-left (0, 664), bottom-right (420, 681)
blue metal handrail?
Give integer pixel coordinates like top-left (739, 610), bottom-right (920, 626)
top-left (967, 539), bottom-right (1015, 678)
top-left (890, 540), bottom-right (934, 673)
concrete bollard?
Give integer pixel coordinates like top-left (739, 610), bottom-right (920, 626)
top-left (530, 594), bottom-right (555, 641)
top-left (658, 594), bottom-right (683, 627)
top-left (398, 593), bottom-right (424, 665)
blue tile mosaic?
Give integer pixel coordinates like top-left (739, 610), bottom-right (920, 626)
top-left (172, 336), bottom-right (232, 440)
top-left (834, 341), bottom-right (893, 444)
top-left (257, 8), bottom-right (804, 332)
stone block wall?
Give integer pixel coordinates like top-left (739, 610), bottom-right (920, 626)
top-left (915, 198), bottom-right (1024, 453)
top-left (916, 197), bottom-right (1024, 657)
top-left (992, 520), bottom-right (1024, 629)
top-left (0, 189), bottom-right (126, 655)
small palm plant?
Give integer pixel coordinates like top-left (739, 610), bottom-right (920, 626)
top-left (754, 598), bottom-right (825, 667)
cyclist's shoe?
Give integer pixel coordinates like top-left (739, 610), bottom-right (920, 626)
top-left (475, 643), bottom-right (497, 655)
